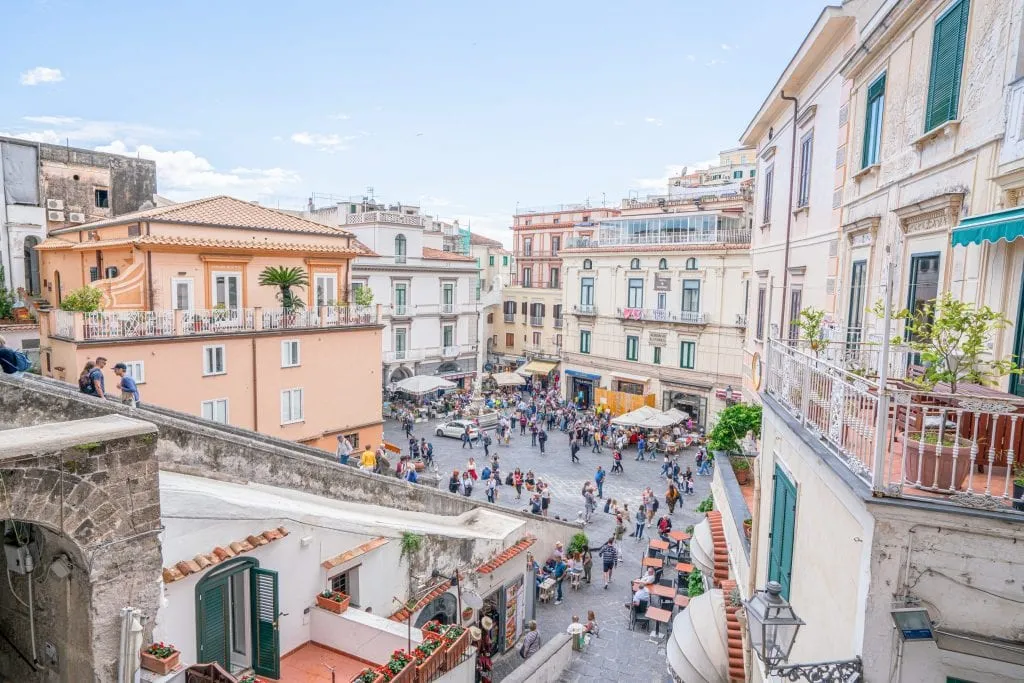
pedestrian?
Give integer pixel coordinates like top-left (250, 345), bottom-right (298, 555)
top-left (666, 481), bottom-right (680, 514)
top-left (359, 445), bottom-right (376, 472)
top-left (462, 425), bottom-right (473, 449)
top-left (538, 428), bottom-right (547, 454)
top-left (541, 483), bottom-right (551, 517)
top-left (336, 433), bottom-right (353, 465)
top-left (611, 450), bottom-right (623, 473)
top-left (553, 555), bottom-right (566, 604)
top-left (570, 437), bottom-right (580, 464)
top-left (648, 495), bottom-right (659, 526)
top-left (594, 466), bottom-right (606, 498)
top-left (486, 474), bottom-right (498, 504)
top-left (597, 538), bottom-right (617, 588)
top-left (448, 470), bottom-right (460, 493)
top-left (404, 417), bottom-right (413, 439)
top-left (583, 487), bottom-right (596, 524)
top-left (83, 357), bottom-right (107, 398)
top-left (424, 439), bottom-right (435, 467)
top-left (584, 610), bottom-right (600, 637)
top-left (519, 414), bottom-right (527, 436)
top-left (581, 546), bottom-right (593, 584)
top-left (613, 514), bottom-right (626, 559)
top-left (698, 450), bottom-right (713, 475)
top-left (460, 472), bottom-right (474, 497)
top-left (112, 362), bottom-right (140, 406)
top-left (0, 335), bottom-right (31, 376)
top-left (513, 468), bottom-right (524, 500)
top-left (467, 458), bottom-right (478, 481)
top-left (634, 506), bottom-right (646, 540)
top-left (519, 621), bottom-right (541, 659)
top-left (684, 467), bottom-right (694, 494)
top-left (660, 454), bottom-right (672, 478)
top-left (482, 431), bottom-right (492, 457)
top-left (404, 462), bottom-right (419, 484)
top-left (529, 493), bottom-right (542, 515)
top-left (530, 421), bottom-right (538, 446)
top-left (635, 435), bottom-right (645, 461)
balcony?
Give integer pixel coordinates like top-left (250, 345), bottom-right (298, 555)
top-left (50, 306), bottom-right (379, 342)
top-left (763, 338), bottom-right (1024, 515)
top-left (442, 345), bottom-right (460, 358)
top-left (503, 313), bottom-right (516, 323)
top-left (392, 304), bottom-right (410, 317)
top-left (384, 349), bottom-right (423, 363)
top-left (345, 211), bottom-right (426, 227)
top-left (572, 304), bottom-right (597, 316)
top-left (678, 311), bottom-right (709, 325)
top-left (530, 316), bottom-right (544, 327)
top-left (441, 303), bottom-right (456, 315)
top-left (553, 318), bottom-right (564, 329)
top-left (615, 308), bottom-right (709, 324)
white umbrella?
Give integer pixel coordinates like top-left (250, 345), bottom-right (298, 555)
top-left (491, 372), bottom-right (526, 387)
top-left (394, 375), bottom-right (457, 395)
top-left (665, 408), bottom-right (690, 423)
top-left (612, 405), bottom-right (662, 426)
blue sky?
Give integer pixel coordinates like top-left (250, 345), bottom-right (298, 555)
top-left (2, 0), bottom-right (828, 244)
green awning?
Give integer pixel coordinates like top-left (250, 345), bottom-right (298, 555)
top-left (950, 207), bottom-right (1024, 247)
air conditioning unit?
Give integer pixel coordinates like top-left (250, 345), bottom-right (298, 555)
top-left (46, 199), bottom-right (64, 211)
top-left (69, 212), bottom-right (86, 223)
top-left (47, 210), bottom-right (65, 222)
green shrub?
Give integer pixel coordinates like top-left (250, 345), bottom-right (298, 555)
top-left (568, 532), bottom-right (589, 556)
top-left (696, 495), bottom-right (714, 513)
top-left (687, 568), bottom-right (705, 598)
top-left (59, 286), bottom-right (104, 312)
top-left (353, 285), bottom-right (374, 307)
top-left (708, 403), bottom-right (762, 454)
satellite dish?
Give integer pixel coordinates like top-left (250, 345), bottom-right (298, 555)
top-left (462, 590), bottom-right (483, 610)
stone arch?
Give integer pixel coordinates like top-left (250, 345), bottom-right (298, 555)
top-left (390, 365), bottom-right (413, 383)
top-left (436, 362), bottom-right (460, 375)
top-left (414, 591), bottom-right (457, 627)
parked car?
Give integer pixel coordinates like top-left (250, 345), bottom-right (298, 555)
top-left (436, 420), bottom-right (480, 440)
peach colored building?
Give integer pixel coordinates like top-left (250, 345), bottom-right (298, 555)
top-left (35, 196), bottom-right (384, 451)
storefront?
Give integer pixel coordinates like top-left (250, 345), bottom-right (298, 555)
top-left (662, 384), bottom-right (708, 429)
top-left (565, 369), bottom-right (600, 408)
top-left (478, 574), bottom-right (531, 656)
top-left (517, 359), bottom-right (559, 390)
top-left (610, 371), bottom-right (651, 397)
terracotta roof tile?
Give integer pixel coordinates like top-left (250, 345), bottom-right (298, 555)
top-left (389, 579), bottom-right (453, 622)
top-left (321, 536), bottom-right (389, 570)
top-left (162, 528), bottom-right (287, 583)
top-left (468, 233), bottom-right (504, 247)
top-left (475, 537), bottom-right (536, 574)
top-left (51, 195), bottom-right (354, 237)
top-left (721, 579), bottom-right (745, 682)
top-left (38, 234), bottom-right (365, 256)
top-left (422, 247), bottom-right (477, 262)
top-left (706, 511), bottom-right (730, 587)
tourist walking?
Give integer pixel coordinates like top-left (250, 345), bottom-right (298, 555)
top-left (336, 434), bottom-right (353, 465)
top-left (359, 445), bottom-right (376, 472)
top-left (594, 466), bottom-right (606, 498)
top-left (538, 428), bottom-right (547, 454)
top-left (112, 362), bottom-right (140, 406)
top-left (570, 437), bottom-right (580, 463)
top-left (486, 474), bottom-right (498, 504)
top-left (634, 506), bottom-right (646, 540)
top-left (597, 538), bottom-right (618, 588)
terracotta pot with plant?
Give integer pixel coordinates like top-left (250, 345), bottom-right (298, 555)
top-left (879, 293), bottom-right (1023, 491)
top-left (316, 589), bottom-right (351, 614)
top-left (353, 668), bottom-right (384, 683)
top-left (742, 518), bottom-right (752, 540)
top-left (413, 633), bottom-right (447, 682)
top-left (140, 642), bottom-right (180, 675)
top-left (731, 457), bottom-right (751, 485)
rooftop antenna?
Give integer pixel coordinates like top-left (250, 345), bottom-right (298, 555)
top-left (366, 186), bottom-right (375, 202)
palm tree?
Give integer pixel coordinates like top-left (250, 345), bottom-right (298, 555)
top-left (258, 266), bottom-right (308, 312)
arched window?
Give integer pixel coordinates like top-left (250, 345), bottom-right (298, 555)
top-left (658, 258), bottom-right (668, 270)
top-left (630, 258), bottom-right (641, 270)
top-left (394, 234), bottom-right (407, 264)
top-left (685, 257), bottom-right (698, 270)
top-left (583, 259), bottom-right (593, 270)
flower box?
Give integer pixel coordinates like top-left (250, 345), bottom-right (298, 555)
top-left (379, 652), bottom-right (415, 683)
top-left (421, 620), bottom-right (445, 640)
top-left (413, 633), bottom-right (446, 683)
top-left (440, 626), bottom-right (470, 671)
top-left (352, 669), bottom-right (384, 683)
top-left (140, 644), bottom-right (180, 675)
top-left (316, 590), bottom-right (351, 614)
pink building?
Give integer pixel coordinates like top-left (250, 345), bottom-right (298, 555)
top-left (35, 196), bottom-right (384, 451)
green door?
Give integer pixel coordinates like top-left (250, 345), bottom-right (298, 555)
top-left (767, 465), bottom-right (797, 600)
top-left (1011, 271), bottom-right (1024, 397)
top-left (250, 567), bottom-right (280, 679)
top-left (197, 579), bottom-right (230, 669)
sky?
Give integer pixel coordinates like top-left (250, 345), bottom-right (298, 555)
top-left (2, 0), bottom-right (830, 245)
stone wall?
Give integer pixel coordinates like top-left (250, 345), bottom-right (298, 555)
top-left (38, 142), bottom-right (158, 217)
top-left (0, 414), bottom-right (163, 682)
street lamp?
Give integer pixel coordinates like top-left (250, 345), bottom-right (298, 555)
top-left (744, 581), bottom-right (863, 681)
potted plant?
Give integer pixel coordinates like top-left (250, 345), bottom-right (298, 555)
top-left (743, 518), bottom-right (752, 540)
top-left (731, 457), bottom-right (751, 485)
top-left (708, 403), bottom-right (762, 456)
top-left (140, 642), bottom-right (180, 675)
top-left (696, 495), bottom-right (714, 513)
top-left (353, 668), bottom-right (384, 683)
top-left (796, 306), bottom-right (829, 356)
top-left (379, 650), bottom-right (414, 683)
top-left (567, 531), bottom-right (589, 556)
top-left (413, 634), bottom-right (446, 682)
top-left (1013, 465), bottom-right (1024, 512)
top-left (421, 620), bottom-right (445, 639)
top-left (316, 589), bottom-right (351, 614)
top-left (440, 624), bottom-right (470, 670)
top-left (881, 293), bottom-right (1023, 491)
top-left (259, 265), bottom-right (308, 326)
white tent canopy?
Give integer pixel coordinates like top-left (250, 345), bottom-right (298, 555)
top-left (611, 405), bottom-right (662, 426)
top-left (394, 375), bottom-right (457, 395)
top-left (490, 372), bottom-right (526, 387)
top-left (613, 406), bottom-right (688, 429)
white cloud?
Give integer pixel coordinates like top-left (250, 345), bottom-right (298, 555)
top-left (706, 59), bottom-right (727, 67)
top-left (20, 67), bottom-right (63, 86)
top-left (644, 117), bottom-right (664, 127)
top-left (95, 141), bottom-right (301, 200)
top-left (289, 131), bottom-right (354, 152)
top-left (686, 55), bottom-right (696, 62)
top-left (328, 113), bottom-right (351, 120)
top-left (720, 43), bottom-right (733, 51)
top-left (612, 120), bottom-right (626, 127)
top-left (1, 115), bottom-right (184, 147)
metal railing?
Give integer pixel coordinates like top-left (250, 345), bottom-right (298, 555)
top-left (764, 338), bottom-right (1024, 514)
top-left (262, 309), bottom-right (320, 330)
top-left (441, 303), bottom-right (456, 315)
top-left (530, 316), bottom-right (544, 327)
top-left (573, 304), bottom-right (597, 316)
top-left (614, 308), bottom-right (708, 324)
top-left (182, 309), bottom-right (255, 335)
top-left (345, 211), bottom-right (425, 227)
top-left (553, 318), bottom-right (564, 329)
top-left (442, 346), bottom-right (460, 358)
top-left (503, 313), bottom-right (516, 323)
top-left (81, 310), bottom-right (176, 340)
top-left (392, 304), bottom-right (409, 317)
top-left (679, 311), bottom-right (709, 324)
top-left (564, 227), bottom-right (751, 249)
top-left (395, 254), bottom-right (407, 264)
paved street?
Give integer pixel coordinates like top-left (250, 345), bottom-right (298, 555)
top-left (383, 417), bottom-right (712, 682)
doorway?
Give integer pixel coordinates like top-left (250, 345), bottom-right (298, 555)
top-left (212, 272), bottom-right (241, 309)
top-left (571, 377), bottom-right (593, 408)
top-left (23, 236), bottom-right (40, 295)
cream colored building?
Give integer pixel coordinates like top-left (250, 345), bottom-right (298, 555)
top-left (560, 187), bottom-right (751, 425)
top-left (667, 146), bottom-right (758, 192)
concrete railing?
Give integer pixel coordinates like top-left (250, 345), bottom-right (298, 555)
top-left (500, 633), bottom-right (573, 683)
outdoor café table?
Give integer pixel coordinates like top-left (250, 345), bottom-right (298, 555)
top-left (674, 595), bottom-right (690, 609)
top-left (645, 606), bottom-right (673, 637)
top-left (649, 539), bottom-right (670, 552)
top-left (668, 531), bottom-right (690, 544)
top-left (642, 556), bottom-right (663, 569)
top-left (648, 583), bottom-right (676, 607)
top-left (675, 563), bottom-right (694, 578)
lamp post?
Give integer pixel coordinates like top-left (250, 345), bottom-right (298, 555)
top-left (744, 581), bottom-right (863, 682)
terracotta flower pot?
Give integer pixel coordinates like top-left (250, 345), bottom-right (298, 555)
top-left (414, 634), bottom-right (447, 682)
top-left (903, 436), bottom-right (973, 491)
top-left (316, 591), bottom-right (351, 614)
top-left (352, 668), bottom-right (384, 683)
top-left (442, 626), bottom-right (470, 670)
top-left (140, 649), bottom-right (180, 675)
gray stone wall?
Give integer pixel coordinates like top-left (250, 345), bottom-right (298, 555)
top-left (38, 142), bottom-right (158, 216)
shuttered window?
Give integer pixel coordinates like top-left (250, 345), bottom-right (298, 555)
top-left (197, 581), bottom-right (230, 670)
top-left (862, 73), bottom-right (886, 167)
top-left (250, 568), bottom-right (280, 678)
top-left (797, 132), bottom-right (813, 207)
top-left (924, 0), bottom-right (970, 132)
top-left (626, 335), bottom-right (639, 361)
top-left (768, 465), bottom-right (797, 600)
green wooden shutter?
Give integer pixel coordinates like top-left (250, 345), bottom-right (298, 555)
top-left (925, 0), bottom-right (970, 132)
top-left (862, 74), bottom-right (886, 167)
top-left (767, 466), bottom-right (797, 599)
top-left (197, 580), bottom-right (230, 669)
top-left (250, 567), bottom-right (281, 679)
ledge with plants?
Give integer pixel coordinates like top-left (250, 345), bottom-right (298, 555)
top-left (412, 632), bottom-right (446, 682)
top-left (316, 589), bottom-right (351, 614)
top-left (140, 642), bottom-right (180, 675)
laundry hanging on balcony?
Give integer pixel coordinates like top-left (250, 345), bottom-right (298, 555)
top-left (950, 207), bottom-right (1024, 246)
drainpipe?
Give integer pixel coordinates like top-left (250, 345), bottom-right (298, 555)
top-left (145, 222), bottom-right (154, 309)
top-left (779, 92), bottom-right (800, 336)
top-left (252, 337), bottom-right (259, 431)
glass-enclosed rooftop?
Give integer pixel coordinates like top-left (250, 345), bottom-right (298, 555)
top-left (579, 214), bottom-right (750, 247)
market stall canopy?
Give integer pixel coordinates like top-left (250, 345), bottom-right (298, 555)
top-left (951, 206), bottom-right (1024, 246)
top-left (491, 372), bottom-right (526, 387)
top-left (664, 408), bottom-right (690, 423)
top-left (611, 405), bottom-right (663, 426)
top-left (638, 411), bottom-right (685, 429)
top-left (394, 375), bottom-right (457, 395)
top-left (516, 360), bottom-right (558, 376)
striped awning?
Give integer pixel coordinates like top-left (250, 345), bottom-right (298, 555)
top-left (951, 207), bottom-right (1024, 246)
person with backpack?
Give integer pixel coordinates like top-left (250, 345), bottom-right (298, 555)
top-left (79, 357), bottom-right (107, 398)
top-left (594, 466), bottom-right (606, 498)
top-left (0, 335), bottom-right (31, 376)
top-left (482, 431), bottom-right (492, 456)
top-left (597, 538), bottom-right (618, 588)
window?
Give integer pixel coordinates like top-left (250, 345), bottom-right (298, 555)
top-left (788, 289), bottom-right (803, 342)
top-left (122, 360), bottom-right (145, 384)
top-left (797, 131), bottom-right (813, 207)
top-left (127, 224), bottom-right (141, 237)
top-left (555, 333), bottom-right (562, 347)
top-left (551, 236), bottom-right (560, 254)
top-left (281, 340), bottom-right (300, 367)
top-left (94, 188), bottom-right (109, 208)
top-left (847, 260), bottom-right (867, 345)
top-left (552, 217), bottom-right (560, 224)
top-left (281, 388), bottom-right (304, 424)
top-left (682, 280), bottom-right (701, 312)
top-left (522, 268), bottom-right (532, 287)
top-left (685, 258), bottom-right (697, 270)
top-left (582, 259), bottom-right (593, 270)
top-left (553, 304), bottom-right (562, 320)
top-left (394, 328), bottom-right (407, 355)
top-left (626, 335), bottom-right (639, 361)
top-left (580, 277), bottom-right (594, 306)
top-left (394, 283), bottom-right (408, 315)
top-left (549, 267), bottom-right (559, 288)
top-left (212, 272), bottom-right (241, 309)
top-left (733, 170), bottom-right (743, 179)
top-left (863, 73), bottom-right (886, 167)
top-left (680, 341), bottom-right (695, 369)
top-left (768, 465), bottom-right (797, 600)
top-left (443, 325), bottom-right (455, 347)
top-left (750, 169), bottom-right (756, 177)
top-left (487, 312), bottom-right (494, 323)
top-left (756, 286), bottom-right (767, 339)
top-left (521, 301), bottom-right (528, 315)
top-left (653, 347), bottom-right (662, 365)
top-left (924, 0), bottom-right (970, 132)
top-left (442, 282), bottom-right (455, 306)
top-left (502, 255), bottom-right (509, 266)
top-left (171, 278), bottom-right (194, 310)
top-left (394, 234), bottom-right (407, 264)
top-left (489, 255), bottom-right (495, 266)
top-left (906, 253), bottom-right (941, 344)
top-left (203, 345), bottom-right (225, 375)
top-left (629, 258), bottom-right (640, 270)
top-left (330, 568), bottom-right (359, 606)
top-left (532, 331), bottom-right (541, 345)
top-left (627, 278), bottom-right (644, 308)
top-left (656, 292), bottom-right (667, 311)
top-left (523, 238), bottom-right (533, 256)
top-left (201, 398), bottom-right (228, 424)
top-left (658, 258), bottom-right (668, 270)
top-left (505, 332), bottom-right (515, 347)
top-left (530, 302), bottom-right (545, 319)
top-left (314, 273), bottom-right (337, 307)
top-left (580, 330), bottom-right (591, 353)
top-left (762, 166), bottom-right (774, 224)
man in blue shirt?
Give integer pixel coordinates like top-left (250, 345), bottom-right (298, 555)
top-left (113, 362), bottom-right (140, 406)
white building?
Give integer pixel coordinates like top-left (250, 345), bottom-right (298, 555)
top-left (307, 202), bottom-right (481, 387)
top-left (0, 139), bottom-right (48, 301)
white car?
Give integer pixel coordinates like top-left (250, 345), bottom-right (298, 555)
top-left (436, 420), bottom-right (480, 440)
